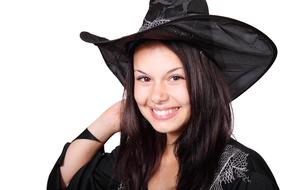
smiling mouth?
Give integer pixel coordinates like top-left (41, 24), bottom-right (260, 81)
top-left (151, 107), bottom-right (180, 120)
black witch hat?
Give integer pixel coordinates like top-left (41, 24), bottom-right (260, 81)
top-left (80, 0), bottom-right (277, 100)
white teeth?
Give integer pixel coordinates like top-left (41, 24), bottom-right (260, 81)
top-left (153, 107), bottom-right (179, 116)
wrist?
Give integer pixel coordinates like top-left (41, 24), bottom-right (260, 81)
top-left (87, 118), bottom-right (117, 143)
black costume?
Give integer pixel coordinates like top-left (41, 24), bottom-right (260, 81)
top-left (47, 129), bottom-right (279, 190)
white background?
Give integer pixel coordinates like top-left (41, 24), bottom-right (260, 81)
top-left (0, 0), bottom-right (284, 189)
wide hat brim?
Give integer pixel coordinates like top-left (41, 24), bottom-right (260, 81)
top-left (80, 14), bottom-right (277, 100)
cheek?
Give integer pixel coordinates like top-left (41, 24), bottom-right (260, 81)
top-left (134, 84), bottom-right (148, 106)
top-left (170, 85), bottom-right (190, 105)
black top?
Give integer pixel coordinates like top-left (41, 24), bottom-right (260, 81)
top-left (47, 129), bottom-right (279, 190)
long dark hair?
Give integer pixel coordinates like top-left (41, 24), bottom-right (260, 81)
top-left (115, 40), bottom-right (233, 190)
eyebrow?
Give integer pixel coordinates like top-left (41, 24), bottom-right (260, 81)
top-left (134, 67), bottom-right (184, 75)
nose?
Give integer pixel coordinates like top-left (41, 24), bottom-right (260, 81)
top-left (151, 82), bottom-right (169, 104)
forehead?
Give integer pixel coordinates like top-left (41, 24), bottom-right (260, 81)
top-left (133, 40), bottom-right (168, 56)
top-left (133, 41), bottom-right (183, 71)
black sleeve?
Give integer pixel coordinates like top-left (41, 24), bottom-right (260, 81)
top-left (222, 172), bottom-right (279, 190)
top-left (47, 129), bottom-right (121, 190)
top-left (242, 147), bottom-right (279, 190)
top-left (222, 147), bottom-right (279, 190)
top-left (73, 128), bottom-right (102, 142)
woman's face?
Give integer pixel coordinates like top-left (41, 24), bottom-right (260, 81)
top-left (133, 41), bottom-right (191, 140)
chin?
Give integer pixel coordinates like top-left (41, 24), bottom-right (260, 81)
top-left (151, 122), bottom-right (183, 133)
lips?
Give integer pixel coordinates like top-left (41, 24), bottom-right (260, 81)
top-left (151, 107), bottom-right (180, 120)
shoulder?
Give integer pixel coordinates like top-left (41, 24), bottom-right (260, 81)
top-left (209, 138), bottom-right (279, 190)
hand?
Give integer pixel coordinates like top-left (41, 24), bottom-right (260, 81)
top-left (98, 100), bottom-right (124, 133)
top-left (87, 100), bottom-right (124, 141)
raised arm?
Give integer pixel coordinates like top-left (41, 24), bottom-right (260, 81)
top-left (59, 100), bottom-right (123, 188)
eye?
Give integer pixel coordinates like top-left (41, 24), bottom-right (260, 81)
top-left (170, 75), bottom-right (184, 81)
top-left (136, 76), bottom-right (151, 82)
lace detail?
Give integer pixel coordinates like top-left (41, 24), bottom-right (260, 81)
top-left (139, 17), bottom-right (170, 31)
top-left (209, 145), bottom-right (250, 190)
top-left (118, 182), bottom-right (126, 190)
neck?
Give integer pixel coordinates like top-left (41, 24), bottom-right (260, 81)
top-left (165, 130), bottom-right (184, 157)
top-left (166, 132), bottom-right (179, 145)
top-left (165, 138), bottom-right (176, 157)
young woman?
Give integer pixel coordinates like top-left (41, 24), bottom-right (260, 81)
top-left (47, 0), bottom-right (279, 189)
